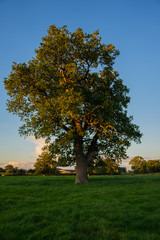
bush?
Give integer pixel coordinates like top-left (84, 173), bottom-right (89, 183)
top-left (27, 169), bottom-right (35, 175)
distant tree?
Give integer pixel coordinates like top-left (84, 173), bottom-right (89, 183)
top-left (88, 157), bottom-right (120, 175)
top-left (27, 169), bottom-right (35, 175)
top-left (129, 157), bottom-right (160, 174)
top-left (146, 160), bottom-right (160, 173)
top-left (4, 25), bottom-right (142, 183)
top-left (4, 165), bottom-right (15, 175)
top-left (4, 164), bottom-right (14, 171)
top-left (93, 159), bottom-right (107, 175)
top-left (129, 156), bottom-right (146, 174)
top-left (13, 167), bottom-right (19, 173)
top-left (34, 150), bottom-right (57, 175)
top-left (127, 170), bottom-right (133, 174)
top-left (118, 167), bottom-right (126, 174)
top-left (4, 165), bottom-right (27, 175)
top-left (16, 168), bottom-right (26, 175)
top-left (103, 158), bottom-right (119, 175)
top-left (0, 167), bottom-right (5, 172)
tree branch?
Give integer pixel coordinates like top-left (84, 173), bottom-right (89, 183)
top-left (62, 124), bottom-right (69, 132)
top-left (82, 63), bottom-right (91, 81)
top-left (86, 132), bottom-right (98, 163)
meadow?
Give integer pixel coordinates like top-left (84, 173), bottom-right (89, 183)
top-left (0, 175), bottom-right (160, 240)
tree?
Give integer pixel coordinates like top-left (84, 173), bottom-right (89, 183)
top-left (16, 168), bottom-right (26, 175)
top-left (88, 158), bottom-right (107, 175)
top-left (89, 157), bottom-right (119, 175)
top-left (129, 156), bottom-right (146, 174)
top-left (88, 158), bottom-right (126, 175)
top-left (34, 150), bottom-right (57, 175)
top-left (103, 158), bottom-right (119, 175)
top-left (27, 168), bottom-right (35, 175)
top-left (4, 165), bottom-right (26, 175)
top-left (4, 164), bottom-right (15, 175)
top-left (118, 167), bottom-right (126, 174)
top-left (87, 157), bottom-right (102, 175)
top-left (4, 25), bottom-right (142, 183)
top-left (146, 160), bottom-right (160, 173)
top-left (0, 168), bottom-right (5, 173)
top-left (129, 157), bottom-right (160, 174)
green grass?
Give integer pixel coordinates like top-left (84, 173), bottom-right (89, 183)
top-left (1, 175), bottom-right (160, 240)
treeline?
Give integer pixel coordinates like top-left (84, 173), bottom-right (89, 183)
top-left (0, 162), bottom-right (126, 176)
top-left (0, 156), bottom-right (127, 176)
top-left (129, 156), bottom-right (160, 174)
top-left (2, 156), bottom-right (160, 176)
top-left (0, 165), bottom-right (35, 176)
top-left (0, 151), bottom-right (58, 176)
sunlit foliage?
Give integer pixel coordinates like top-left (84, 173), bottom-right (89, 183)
top-left (4, 25), bottom-right (142, 182)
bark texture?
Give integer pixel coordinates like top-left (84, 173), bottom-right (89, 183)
top-left (75, 158), bottom-right (89, 183)
top-left (74, 133), bottom-right (98, 183)
top-left (74, 137), bottom-right (89, 183)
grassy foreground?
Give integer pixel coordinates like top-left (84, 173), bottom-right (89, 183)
top-left (0, 175), bottom-right (160, 240)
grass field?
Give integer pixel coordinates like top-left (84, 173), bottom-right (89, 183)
top-left (1, 175), bottom-right (160, 240)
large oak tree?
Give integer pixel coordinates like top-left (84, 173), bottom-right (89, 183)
top-left (4, 25), bottom-right (142, 183)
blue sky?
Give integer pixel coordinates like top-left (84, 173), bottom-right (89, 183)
top-left (0, 0), bottom-right (160, 168)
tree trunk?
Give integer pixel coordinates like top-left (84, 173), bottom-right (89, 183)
top-left (74, 136), bottom-right (89, 183)
top-left (75, 157), bottom-right (89, 183)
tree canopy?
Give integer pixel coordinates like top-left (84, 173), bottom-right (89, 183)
top-left (88, 157), bottom-right (124, 175)
top-left (4, 165), bottom-right (26, 175)
top-left (129, 156), bottom-right (160, 174)
top-left (34, 150), bottom-right (57, 175)
top-left (4, 25), bottom-right (142, 183)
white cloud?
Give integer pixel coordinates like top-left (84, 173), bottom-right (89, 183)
top-left (120, 158), bottom-right (132, 170)
top-left (0, 161), bottom-right (34, 169)
top-left (0, 136), bottom-right (45, 170)
top-left (26, 136), bottom-right (45, 158)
